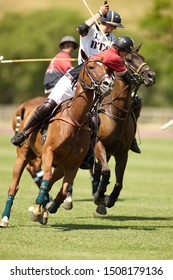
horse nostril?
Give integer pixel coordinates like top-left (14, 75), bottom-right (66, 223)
top-left (148, 72), bottom-right (156, 79)
top-left (103, 81), bottom-right (109, 87)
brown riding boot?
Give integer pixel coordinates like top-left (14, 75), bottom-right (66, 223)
top-left (11, 98), bottom-right (57, 146)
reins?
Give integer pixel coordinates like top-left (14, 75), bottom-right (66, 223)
top-left (51, 60), bottom-right (109, 130)
top-left (98, 53), bottom-right (148, 149)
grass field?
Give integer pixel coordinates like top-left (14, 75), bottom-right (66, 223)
top-left (0, 133), bottom-right (172, 260)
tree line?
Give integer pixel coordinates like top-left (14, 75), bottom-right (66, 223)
top-left (0, 0), bottom-right (172, 107)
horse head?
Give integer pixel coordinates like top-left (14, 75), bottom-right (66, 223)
top-left (79, 55), bottom-right (114, 98)
top-left (124, 45), bottom-right (156, 87)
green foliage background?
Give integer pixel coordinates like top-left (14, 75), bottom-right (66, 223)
top-left (0, 8), bottom-right (82, 104)
top-left (0, 0), bottom-right (173, 107)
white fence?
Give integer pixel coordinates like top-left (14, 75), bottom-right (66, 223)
top-left (0, 105), bottom-right (173, 126)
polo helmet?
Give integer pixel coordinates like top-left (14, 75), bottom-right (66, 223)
top-left (59, 36), bottom-right (79, 49)
top-left (113, 36), bottom-right (134, 53)
top-left (100, 11), bottom-right (124, 28)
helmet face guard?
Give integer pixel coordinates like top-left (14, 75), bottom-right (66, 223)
top-left (100, 11), bottom-right (124, 28)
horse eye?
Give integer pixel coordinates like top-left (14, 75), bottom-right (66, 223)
top-left (125, 58), bottom-right (132, 63)
top-left (88, 66), bottom-right (95, 70)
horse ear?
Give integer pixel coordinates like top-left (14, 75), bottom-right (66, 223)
top-left (99, 56), bottom-right (104, 62)
top-left (134, 43), bottom-right (142, 53)
top-left (81, 49), bottom-right (88, 62)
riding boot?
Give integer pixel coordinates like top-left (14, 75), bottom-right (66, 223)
top-left (130, 138), bottom-right (141, 153)
top-left (130, 95), bottom-right (142, 154)
top-left (11, 98), bottom-right (57, 146)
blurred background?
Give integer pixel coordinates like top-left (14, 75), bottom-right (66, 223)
top-left (0, 0), bottom-right (173, 129)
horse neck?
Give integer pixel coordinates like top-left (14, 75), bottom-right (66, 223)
top-left (69, 83), bottom-right (94, 123)
top-left (104, 78), bottom-right (132, 117)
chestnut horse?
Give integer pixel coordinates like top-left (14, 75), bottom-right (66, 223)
top-left (0, 57), bottom-right (113, 227)
top-left (92, 45), bottom-right (156, 214)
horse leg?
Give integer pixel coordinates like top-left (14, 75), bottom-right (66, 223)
top-left (31, 145), bottom-right (55, 220)
top-left (104, 153), bottom-right (128, 208)
top-left (30, 165), bottom-right (63, 224)
top-left (26, 158), bottom-right (43, 188)
top-left (93, 141), bottom-right (110, 215)
top-left (90, 162), bottom-right (102, 195)
top-left (26, 157), bottom-right (51, 213)
top-left (61, 183), bottom-right (73, 210)
top-left (47, 166), bottom-right (79, 214)
top-left (0, 155), bottom-right (28, 228)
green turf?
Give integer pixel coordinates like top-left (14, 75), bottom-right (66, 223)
top-left (0, 135), bottom-right (172, 260)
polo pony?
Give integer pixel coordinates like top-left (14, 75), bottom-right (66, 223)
top-left (0, 55), bottom-right (113, 227)
top-left (92, 44), bottom-right (156, 214)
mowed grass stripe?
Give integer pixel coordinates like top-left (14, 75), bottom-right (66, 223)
top-left (0, 135), bottom-right (172, 260)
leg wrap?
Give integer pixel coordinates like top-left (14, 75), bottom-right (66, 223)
top-left (42, 193), bottom-right (50, 208)
top-left (47, 199), bottom-right (60, 213)
top-left (91, 172), bottom-right (101, 195)
top-left (2, 194), bottom-right (14, 219)
top-left (36, 180), bottom-right (50, 205)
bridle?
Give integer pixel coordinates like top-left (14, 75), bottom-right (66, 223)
top-left (78, 59), bottom-right (110, 94)
top-left (125, 53), bottom-right (150, 77)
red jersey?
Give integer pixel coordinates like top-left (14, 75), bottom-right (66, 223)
top-left (46, 51), bottom-right (72, 74)
top-left (44, 51), bottom-right (73, 91)
top-left (91, 47), bottom-right (127, 75)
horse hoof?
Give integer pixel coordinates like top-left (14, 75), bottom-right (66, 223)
top-left (62, 193), bottom-right (73, 210)
top-left (0, 216), bottom-right (9, 228)
top-left (93, 192), bottom-right (105, 205)
top-left (38, 208), bottom-right (49, 225)
top-left (104, 195), bottom-right (115, 208)
top-left (30, 212), bottom-right (39, 222)
top-left (96, 205), bottom-right (107, 215)
top-left (30, 208), bottom-right (41, 222)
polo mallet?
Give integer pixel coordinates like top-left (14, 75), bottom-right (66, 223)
top-left (82, 0), bottom-right (111, 47)
top-left (160, 119), bottom-right (173, 130)
top-left (0, 57), bottom-right (78, 63)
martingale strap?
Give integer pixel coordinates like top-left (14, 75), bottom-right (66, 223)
top-left (50, 115), bottom-right (90, 131)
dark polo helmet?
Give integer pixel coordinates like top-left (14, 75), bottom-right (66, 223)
top-left (100, 11), bottom-right (124, 28)
top-left (114, 36), bottom-right (134, 53)
top-left (59, 36), bottom-right (79, 49)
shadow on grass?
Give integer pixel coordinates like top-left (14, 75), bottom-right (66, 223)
top-left (98, 215), bottom-right (173, 221)
top-left (50, 215), bottom-right (173, 231)
top-left (74, 198), bottom-right (125, 202)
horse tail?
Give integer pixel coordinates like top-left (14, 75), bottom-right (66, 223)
top-left (13, 107), bottom-right (26, 135)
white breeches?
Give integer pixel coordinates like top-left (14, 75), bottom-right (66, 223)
top-left (48, 75), bottom-right (75, 104)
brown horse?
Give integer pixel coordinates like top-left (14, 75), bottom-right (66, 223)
top-left (0, 56), bottom-right (113, 228)
top-left (92, 45), bottom-right (156, 213)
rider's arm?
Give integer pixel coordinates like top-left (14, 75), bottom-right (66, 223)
top-left (77, 4), bottom-right (109, 36)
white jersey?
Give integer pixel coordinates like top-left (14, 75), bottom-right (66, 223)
top-left (49, 25), bottom-right (116, 105)
top-left (78, 24), bottom-right (116, 64)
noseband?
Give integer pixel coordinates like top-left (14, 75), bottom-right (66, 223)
top-left (125, 54), bottom-right (149, 77)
